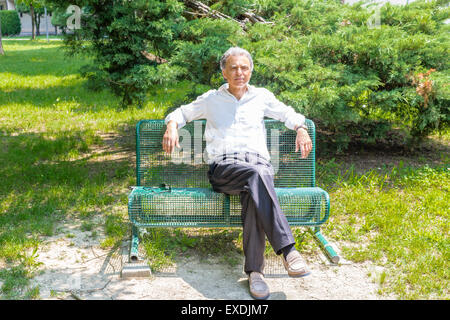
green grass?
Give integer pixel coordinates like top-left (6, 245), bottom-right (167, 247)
top-left (0, 40), bottom-right (195, 298)
top-left (0, 40), bottom-right (449, 300)
top-left (3, 35), bottom-right (63, 40)
top-left (317, 159), bottom-right (449, 299)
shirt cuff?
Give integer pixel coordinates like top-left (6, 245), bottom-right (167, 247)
top-left (285, 114), bottom-right (306, 131)
top-left (164, 108), bottom-right (186, 129)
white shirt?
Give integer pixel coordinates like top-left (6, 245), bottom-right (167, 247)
top-left (165, 83), bottom-right (306, 164)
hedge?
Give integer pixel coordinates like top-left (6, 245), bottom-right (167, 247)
top-left (0, 10), bottom-right (21, 36)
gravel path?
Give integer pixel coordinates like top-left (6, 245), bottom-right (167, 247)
top-left (29, 218), bottom-right (396, 300)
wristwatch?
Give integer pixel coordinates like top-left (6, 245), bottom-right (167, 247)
top-left (296, 124), bottom-right (308, 132)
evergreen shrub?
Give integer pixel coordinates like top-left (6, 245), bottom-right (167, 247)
top-left (0, 10), bottom-right (21, 36)
top-left (52, 0), bottom-right (449, 150)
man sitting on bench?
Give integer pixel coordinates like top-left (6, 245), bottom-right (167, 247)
top-left (162, 47), bottom-right (313, 300)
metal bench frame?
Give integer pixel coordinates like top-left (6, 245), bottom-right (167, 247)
top-left (128, 119), bottom-right (339, 265)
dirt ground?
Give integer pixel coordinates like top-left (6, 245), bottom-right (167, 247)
top-left (29, 217), bottom-right (396, 300)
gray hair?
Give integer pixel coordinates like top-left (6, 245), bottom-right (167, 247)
top-left (220, 47), bottom-right (254, 71)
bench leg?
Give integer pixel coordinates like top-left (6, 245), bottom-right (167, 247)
top-left (121, 226), bottom-right (151, 279)
top-left (130, 225), bottom-right (140, 262)
top-left (308, 227), bottom-right (340, 264)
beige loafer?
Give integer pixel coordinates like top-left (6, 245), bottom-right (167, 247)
top-left (248, 272), bottom-right (270, 300)
top-left (282, 250), bottom-right (311, 277)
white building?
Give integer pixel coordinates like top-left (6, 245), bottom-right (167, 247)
top-left (0, 0), bottom-right (61, 35)
top-left (0, 0), bottom-right (15, 10)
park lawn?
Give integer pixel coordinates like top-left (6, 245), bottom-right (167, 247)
top-left (318, 159), bottom-right (449, 299)
top-left (0, 40), bottom-right (192, 298)
top-left (0, 40), bottom-right (448, 299)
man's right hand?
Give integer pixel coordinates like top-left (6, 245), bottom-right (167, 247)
top-left (162, 120), bottom-right (180, 154)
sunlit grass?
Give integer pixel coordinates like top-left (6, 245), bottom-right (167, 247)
top-left (0, 40), bottom-right (196, 132)
top-left (317, 160), bottom-right (449, 299)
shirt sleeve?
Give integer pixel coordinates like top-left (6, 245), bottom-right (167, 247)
top-left (164, 90), bottom-right (212, 129)
top-left (263, 89), bottom-right (306, 130)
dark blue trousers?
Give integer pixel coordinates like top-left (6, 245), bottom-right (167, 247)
top-left (207, 153), bottom-right (296, 275)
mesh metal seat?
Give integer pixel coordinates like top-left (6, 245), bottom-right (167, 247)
top-left (129, 186), bottom-right (329, 227)
top-left (128, 119), bottom-right (339, 263)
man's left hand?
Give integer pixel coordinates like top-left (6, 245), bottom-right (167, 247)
top-left (295, 128), bottom-right (312, 159)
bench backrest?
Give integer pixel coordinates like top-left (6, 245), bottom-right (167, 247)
top-left (136, 119), bottom-right (316, 189)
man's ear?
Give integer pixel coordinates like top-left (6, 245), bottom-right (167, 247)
top-left (222, 69), bottom-right (227, 81)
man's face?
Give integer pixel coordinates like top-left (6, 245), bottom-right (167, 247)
top-left (222, 55), bottom-right (252, 90)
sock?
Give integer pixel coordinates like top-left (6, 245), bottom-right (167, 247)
top-left (281, 244), bottom-right (296, 259)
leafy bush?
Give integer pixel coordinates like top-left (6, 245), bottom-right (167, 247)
top-left (50, 0), bottom-right (449, 150)
top-left (50, 6), bottom-right (70, 31)
top-left (61, 0), bottom-right (186, 108)
top-left (0, 10), bottom-right (21, 36)
top-left (171, 18), bottom-right (245, 86)
top-left (243, 0), bottom-right (449, 149)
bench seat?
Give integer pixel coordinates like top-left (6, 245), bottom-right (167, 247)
top-left (128, 186), bottom-right (329, 228)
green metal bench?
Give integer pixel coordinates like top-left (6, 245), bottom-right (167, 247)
top-left (128, 119), bottom-right (339, 265)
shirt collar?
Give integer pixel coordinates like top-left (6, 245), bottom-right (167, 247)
top-left (218, 83), bottom-right (255, 98)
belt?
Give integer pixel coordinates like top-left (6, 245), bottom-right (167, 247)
top-left (221, 152), bottom-right (265, 162)
top-left (208, 152), bottom-right (273, 173)
top-left (215, 153), bottom-right (273, 169)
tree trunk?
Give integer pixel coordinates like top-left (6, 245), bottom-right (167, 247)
top-left (35, 13), bottom-right (41, 36)
top-left (30, 4), bottom-right (36, 40)
top-left (0, 14), bottom-right (4, 55)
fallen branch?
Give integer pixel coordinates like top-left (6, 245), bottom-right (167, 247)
top-left (183, 0), bottom-right (245, 28)
top-left (240, 10), bottom-right (273, 25)
top-left (182, 0), bottom-right (273, 30)
top-left (140, 50), bottom-right (168, 64)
